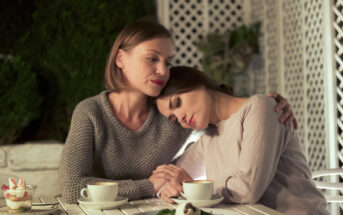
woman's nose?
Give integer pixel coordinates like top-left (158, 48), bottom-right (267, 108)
top-left (157, 62), bottom-right (169, 76)
top-left (176, 112), bottom-right (186, 123)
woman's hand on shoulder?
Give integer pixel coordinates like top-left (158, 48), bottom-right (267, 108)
top-left (269, 93), bottom-right (298, 129)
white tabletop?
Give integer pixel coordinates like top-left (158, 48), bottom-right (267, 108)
top-left (0, 196), bottom-right (283, 215)
top-left (54, 197), bottom-right (284, 215)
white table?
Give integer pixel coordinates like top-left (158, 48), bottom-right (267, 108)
top-left (0, 196), bottom-right (283, 215)
top-left (54, 197), bottom-right (284, 215)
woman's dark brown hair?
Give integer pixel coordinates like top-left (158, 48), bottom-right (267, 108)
top-left (158, 66), bottom-right (233, 135)
top-left (104, 19), bottom-right (172, 91)
top-left (159, 66), bottom-right (233, 98)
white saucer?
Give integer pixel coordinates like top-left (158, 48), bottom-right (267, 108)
top-left (77, 196), bottom-right (128, 210)
top-left (201, 208), bottom-right (241, 215)
top-left (0, 205), bottom-right (59, 215)
top-left (170, 194), bottom-right (224, 208)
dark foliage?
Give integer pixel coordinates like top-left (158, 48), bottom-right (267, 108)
top-left (0, 0), bottom-right (156, 143)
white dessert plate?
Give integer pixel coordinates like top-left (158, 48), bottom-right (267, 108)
top-left (77, 196), bottom-right (128, 210)
top-left (170, 194), bottom-right (224, 208)
top-left (201, 208), bottom-right (241, 215)
top-left (134, 207), bottom-right (241, 215)
top-left (0, 204), bottom-right (59, 215)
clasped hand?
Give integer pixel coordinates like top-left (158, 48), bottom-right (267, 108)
top-left (149, 164), bottom-right (192, 203)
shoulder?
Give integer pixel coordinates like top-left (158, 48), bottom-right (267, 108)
top-left (244, 94), bottom-right (276, 113)
top-left (242, 94), bottom-right (279, 121)
top-left (72, 91), bottom-right (106, 117)
top-left (248, 94), bottom-right (276, 108)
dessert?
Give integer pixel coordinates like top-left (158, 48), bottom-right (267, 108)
top-left (2, 177), bottom-right (37, 214)
top-left (157, 203), bottom-right (210, 215)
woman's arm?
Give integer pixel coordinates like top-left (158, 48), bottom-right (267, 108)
top-left (220, 96), bottom-right (289, 204)
top-left (151, 139), bottom-right (205, 203)
top-left (59, 104), bottom-right (154, 203)
top-left (175, 140), bottom-right (206, 179)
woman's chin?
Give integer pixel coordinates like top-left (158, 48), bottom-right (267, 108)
top-left (145, 89), bottom-right (162, 97)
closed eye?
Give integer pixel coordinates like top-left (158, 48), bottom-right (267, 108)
top-left (176, 97), bottom-right (181, 108)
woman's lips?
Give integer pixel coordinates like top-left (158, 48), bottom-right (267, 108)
top-left (151, 79), bottom-right (164, 86)
top-left (189, 115), bottom-right (194, 126)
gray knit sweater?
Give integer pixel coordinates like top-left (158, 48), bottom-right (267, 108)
top-left (59, 91), bottom-right (191, 203)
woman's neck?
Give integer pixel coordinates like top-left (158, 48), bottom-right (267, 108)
top-left (210, 91), bottom-right (248, 124)
top-left (108, 90), bottom-right (149, 129)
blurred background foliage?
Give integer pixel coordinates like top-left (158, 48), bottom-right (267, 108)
top-left (0, 0), bottom-right (156, 144)
top-left (195, 23), bottom-right (261, 96)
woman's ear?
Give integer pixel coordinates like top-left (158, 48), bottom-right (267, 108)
top-left (116, 49), bottom-right (125, 69)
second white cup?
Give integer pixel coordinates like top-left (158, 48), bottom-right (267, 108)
top-left (182, 180), bottom-right (214, 201)
top-left (80, 182), bottom-right (118, 202)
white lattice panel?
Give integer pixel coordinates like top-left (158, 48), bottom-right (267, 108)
top-left (334, 0), bottom-right (343, 168)
top-left (208, 0), bottom-right (244, 33)
top-left (160, 0), bottom-right (245, 69)
top-left (303, 0), bottom-right (327, 171)
top-left (250, 0), bottom-right (266, 94)
top-left (282, 0), bottom-right (306, 150)
top-left (264, 0), bottom-right (278, 93)
top-left (168, 0), bottom-right (206, 68)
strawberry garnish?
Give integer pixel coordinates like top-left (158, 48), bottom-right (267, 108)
top-left (1, 184), bottom-right (9, 190)
top-left (9, 178), bottom-right (17, 189)
top-left (5, 193), bottom-right (10, 199)
top-left (18, 177), bottom-right (26, 189)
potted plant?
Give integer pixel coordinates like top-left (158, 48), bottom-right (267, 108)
top-left (195, 23), bottom-right (261, 96)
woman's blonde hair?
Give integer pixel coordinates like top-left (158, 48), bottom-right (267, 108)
top-left (104, 19), bottom-right (172, 91)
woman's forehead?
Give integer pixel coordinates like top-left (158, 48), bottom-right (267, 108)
top-left (156, 96), bottom-right (172, 111)
top-left (133, 37), bottom-right (174, 53)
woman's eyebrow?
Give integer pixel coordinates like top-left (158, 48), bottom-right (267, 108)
top-left (147, 49), bottom-right (174, 59)
top-left (167, 55), bottom-right (175, 60)
top-left (147, 49), bottom-right (160, 54)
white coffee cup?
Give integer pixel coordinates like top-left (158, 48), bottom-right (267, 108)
top-left (182, 180), bottom-right (214, 201)
top-left (80, 182), bottom-right (118, 202)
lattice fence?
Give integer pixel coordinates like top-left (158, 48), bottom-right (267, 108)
top-left (334, 1), bottom-right (343, 211)
top-left (303, 0), bottom-right (327, 171)
top-left (165, 0), bottom-right (245, 69)
top-left (249, 0), bottom-right (266, 94)
top-left (157, 0), bottom-right (340, 173)
top-left (334, 0), bottom-right (343, 170)
top-left (168, 0), bottom-right (206, 68)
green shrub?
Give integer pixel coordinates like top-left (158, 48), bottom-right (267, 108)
top-left (0, 56), bottom-right (42, 145)
top-left (1, 0), bottom-right (156, 141)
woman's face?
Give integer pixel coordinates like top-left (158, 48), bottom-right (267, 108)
top-left (156, 87), bottom-right (212, 130)
top-left (117, 37), bottom-right (174, 97)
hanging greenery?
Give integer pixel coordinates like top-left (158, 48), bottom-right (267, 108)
top-left (195, 23), bottom-right (261, 96)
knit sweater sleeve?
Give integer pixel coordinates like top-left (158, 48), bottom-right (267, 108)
top-left (219, 96), bottom-right (288, 204)
top-left (59, 102), bottom-right (153, 203)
